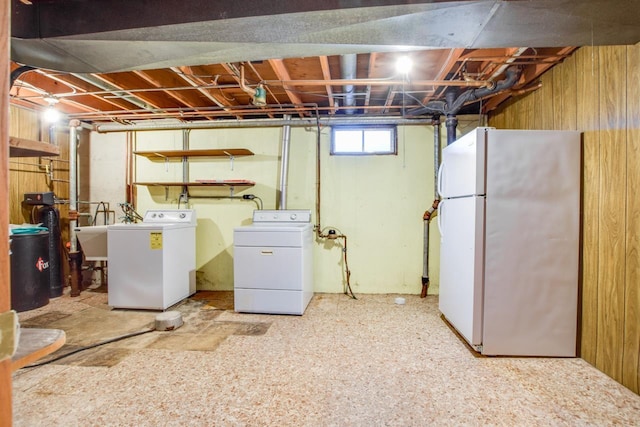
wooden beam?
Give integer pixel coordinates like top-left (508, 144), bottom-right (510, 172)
top-left (318, 56), bottom-right (336, 112)
top-left (174, 66), bottom-right (243, 119)
top-left (90, 73), bottom-right (177, 110)
top-left (364, 53), bottom-right (379, 107)
top-left (133, 69), bottom-right (205, 110)
top-left (267, 59), bottom-right (306, 117)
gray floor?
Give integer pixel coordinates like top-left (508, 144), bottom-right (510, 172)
top-left (12, 289), bottom-right (640, 426)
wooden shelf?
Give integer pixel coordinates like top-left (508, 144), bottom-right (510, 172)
top-left (9, 136), bottom-right (60, 157)
top-left (134, 148), bottom-right (254, 160)
top-left (135, 181), bottom-right (255, 188)
top-left (135, 181), bottom-right (255, 197)
top-left (12, 328), bottom-right (66, 371)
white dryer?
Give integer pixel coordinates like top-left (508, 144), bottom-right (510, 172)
top-left (107, 209), bottom-right (197, 310)
top-left (233, 210), bottom-right (313, 315)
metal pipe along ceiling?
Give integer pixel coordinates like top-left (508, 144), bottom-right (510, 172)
top-left (94, 117), bottom-right (432, 132)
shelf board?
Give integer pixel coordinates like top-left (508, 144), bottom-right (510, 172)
top-left (9, 136), bottom-right (60, 157)
top-left (12, 328), bottom-right (66, 371)
top-left (134, 148), bottom-right (254, 160)
top-left (134, 181), bottom-right (255, 187)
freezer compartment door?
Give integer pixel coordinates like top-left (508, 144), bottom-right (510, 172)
top-left (438, 196), bottom-right (485, 348)
top-left (439, 127), bottom-right (488, 198)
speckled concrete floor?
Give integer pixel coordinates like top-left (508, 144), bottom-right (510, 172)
top-left (12, 290), bottom-right (640, 426)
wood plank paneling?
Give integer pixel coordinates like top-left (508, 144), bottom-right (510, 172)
top-left (539, 71), bottom-right (555, 129)
top-left (560, 53), bottom-right (578, 130)
top-left (489, 44), bottom-right (640, 394)
top-left (596, 45), bottom-right (627, 384)
top-left (575, 46), bottom-right (600, 364)
top-left (1, 0), bottom-right (12, 424)
top-left (623, 43), bottom-right (640, 394)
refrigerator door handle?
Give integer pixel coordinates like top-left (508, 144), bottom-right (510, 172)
top-left (437, 162), bottom-right (446, 198)
top-left (437, 199), bottom-right (445, 236)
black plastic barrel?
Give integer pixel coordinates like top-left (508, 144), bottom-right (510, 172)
top-left (10, 230), bottom-right (50, 312)
top-left (38, 206), bottom-right (63, 298)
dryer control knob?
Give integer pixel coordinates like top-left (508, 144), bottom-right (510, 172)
top-left (158, 213), bottom-right (164, 218)
top-left (290, 213), bottom-right (297, 220)
top-left (179, 213), bottom-right (186, 218)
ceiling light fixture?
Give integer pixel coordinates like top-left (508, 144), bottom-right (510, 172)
top-left (42, 96), bottom-right (61, 123)
top-left (396, 55), bottom-right (413, 76)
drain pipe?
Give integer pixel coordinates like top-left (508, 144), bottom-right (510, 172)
top-left (444, 89), bottom-right (458, 146)
top-left (278, 114), bottom-right (292, 210)
top-left (10, 65), bottom-right (34, 87)
top-left (408, 66), bottom-right (522, 144)
top-left (340, 54), bottom-right (357, 114)
top-left (68, 120), bottom-right (82, 297)
top-left (421, 116), bottom-right (441, 297)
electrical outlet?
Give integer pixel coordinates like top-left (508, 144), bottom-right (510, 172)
top-left (0, 310), bottom-right (19, 361)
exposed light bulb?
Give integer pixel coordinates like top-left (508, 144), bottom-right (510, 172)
top-left (396, 56), bottom-right (413, 75)
top-left (43, 106), bottom-right (61, 123)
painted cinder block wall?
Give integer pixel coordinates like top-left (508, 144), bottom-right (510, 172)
top-left (88, 123), bottom-right (448, 295)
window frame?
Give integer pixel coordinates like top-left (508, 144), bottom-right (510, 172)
top-left (330, 125), bottom-right (398, 156)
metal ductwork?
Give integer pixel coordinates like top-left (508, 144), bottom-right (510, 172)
top-left (278, 115), bottom-right (292, 210)
top-left (409, 66), bottom-right (522, 144)
top-left (340, 54), bottom-right (357, 114)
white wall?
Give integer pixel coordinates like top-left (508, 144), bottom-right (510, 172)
top-left (87, 123), bottom-right (444, 295)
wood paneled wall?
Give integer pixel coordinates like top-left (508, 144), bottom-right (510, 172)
top-left (9, 106), bottom-right (70, 235)
top-left (490, 44), bottom-right (640, 394)
top-left (1, 0), bottom-right (12, 424)
top-left (9, 106), bottom-right (71, 298)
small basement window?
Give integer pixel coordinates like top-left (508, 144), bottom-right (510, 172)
top-left (331, 126), bottom-right (397, 155)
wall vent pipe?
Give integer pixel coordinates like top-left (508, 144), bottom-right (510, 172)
top-left (278, 114), bottom-right (292, 210)
top-left (340, 54), bottom-right (357, 114)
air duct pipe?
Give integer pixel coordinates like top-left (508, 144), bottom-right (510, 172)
top-left (444, 90), bottom-right (459, 146)
top-left (278, 115), bottom-right (292, 210)
top-left (340, 54), bottom-right (357, 114)
top-left (68, 120), bottom-right (82, 296)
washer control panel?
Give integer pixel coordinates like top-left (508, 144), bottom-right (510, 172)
top-left (252, 209), bottom-right (311, 223)
top-left (143, 209), bottom-right (197, 225)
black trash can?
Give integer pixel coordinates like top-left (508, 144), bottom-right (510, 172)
top-left (10, 230), bottom-right (50, 312)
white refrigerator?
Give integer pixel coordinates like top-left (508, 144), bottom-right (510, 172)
top-left (437, 127), bottom-right (580, 356)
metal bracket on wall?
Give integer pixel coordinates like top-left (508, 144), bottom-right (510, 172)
top-left (223, 151), bottom-right (235, 171)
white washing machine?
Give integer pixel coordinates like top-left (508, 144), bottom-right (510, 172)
top-left (107, 209), bottom-right (197, 310)
top-left (234, 210), bottom-right (314, 315)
